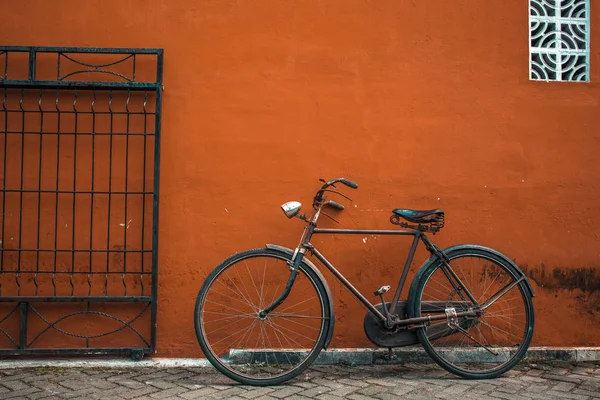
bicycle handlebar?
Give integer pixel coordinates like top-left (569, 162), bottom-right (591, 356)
top-left (314, 177), bottom-right (358, 209)
top-left (325, 200), bottom-right (345, 211)
top-left (320, 177), bottom-right (359, 190)
top-left (340, 178), bottom-right (359, 189)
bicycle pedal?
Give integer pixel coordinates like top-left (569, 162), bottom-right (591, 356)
top-left (374, 285), bottom-right (391, 296)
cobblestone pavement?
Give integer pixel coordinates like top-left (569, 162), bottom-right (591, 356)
top-left (0, 361), bottom-right (598, 400)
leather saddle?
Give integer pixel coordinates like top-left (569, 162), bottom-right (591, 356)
top-left (391, 208), bottom-right (444, 225)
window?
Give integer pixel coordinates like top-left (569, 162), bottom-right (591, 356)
top-left (530, 0), bottom-right (590, 82)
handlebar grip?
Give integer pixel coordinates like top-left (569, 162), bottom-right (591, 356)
top-left (326, 200), bottom-right (345, 211)
top-left (339, 178), bottom-right (358, 189)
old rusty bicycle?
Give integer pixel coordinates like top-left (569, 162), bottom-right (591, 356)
top-left (194, 178), bottom-right (535, 385)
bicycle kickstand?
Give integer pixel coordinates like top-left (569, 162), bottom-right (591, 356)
top-left (381, 347), bottom-right (397, 361)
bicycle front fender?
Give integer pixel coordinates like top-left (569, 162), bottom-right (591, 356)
top-left (407, 244), bottom-right (535, 312)
top-left (265, 244), bottom-right (336, 350)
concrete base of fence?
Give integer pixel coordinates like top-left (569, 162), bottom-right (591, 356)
top-left (0, 347), bottom-right (597, 369)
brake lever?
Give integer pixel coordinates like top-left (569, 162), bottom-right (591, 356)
top-left (320, 211), bottom-right (339, 224)
top-left (319, 189), bottom-right (352, 201)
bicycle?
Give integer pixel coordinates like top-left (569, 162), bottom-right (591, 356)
top-left (194, 178), bottom-right (535, 386)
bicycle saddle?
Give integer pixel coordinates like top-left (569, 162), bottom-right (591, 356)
top-left (392, 209), bottom-right (444, 224)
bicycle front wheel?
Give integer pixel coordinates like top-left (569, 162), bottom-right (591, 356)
top-left (410, 247), bottom-right (534, 379)
top-left (194, 248), bottom-right (331, 386)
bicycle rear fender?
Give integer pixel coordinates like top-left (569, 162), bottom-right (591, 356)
top-left (265, 244), bottom-right (336, 350)
top-left (407, 244), bottom-right (535, 307)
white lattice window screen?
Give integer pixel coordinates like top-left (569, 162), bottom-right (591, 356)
top-left (530, 0), bottom-right (590, 82)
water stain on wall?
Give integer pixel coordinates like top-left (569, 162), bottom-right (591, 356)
top-left (520, 264), bottom-right (600, 315)
top-left (521, 264), bottom-right (600, 293)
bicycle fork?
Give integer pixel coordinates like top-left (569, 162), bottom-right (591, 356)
top-left (260, 247), bottom-right (305, 317)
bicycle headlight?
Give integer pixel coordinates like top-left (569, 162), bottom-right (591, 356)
top-left (281, 201), bottom-right (302, 218)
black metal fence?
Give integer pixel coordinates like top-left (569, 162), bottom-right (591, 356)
top-left (0, 46), bottom-right (163, 358)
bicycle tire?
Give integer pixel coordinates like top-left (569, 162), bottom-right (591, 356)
top-left (409, 246), bottom-right (534, 379)
top-left (194, 248), bottom-right (331, 386)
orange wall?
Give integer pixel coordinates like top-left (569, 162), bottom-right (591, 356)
top-left (2, 0), bottom-right (600, 356)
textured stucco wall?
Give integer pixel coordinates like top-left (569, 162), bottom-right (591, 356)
top-left (1, 0), bottom-right (599, 356)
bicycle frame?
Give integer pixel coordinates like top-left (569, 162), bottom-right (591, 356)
top-left (262, 203), bottom-right (483, 329)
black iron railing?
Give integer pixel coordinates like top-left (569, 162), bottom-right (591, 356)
top-left (0, 46), bottom-right (163, 358)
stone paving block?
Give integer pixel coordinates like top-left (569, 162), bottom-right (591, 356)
top-left (115, 379), bottom-right (147, 390)
top-left (467, 382), bottom-right (496, 394)
top-left (545, 390), bottom-right (591, 400)
top-left (208, 396), bottom-right (247, 400)
top-left (60, 388), bottom-right (102, 399)
top-left (347, 394), bottom-right (374, 400)
top-left (569, 373), bottom-right (600, 384)
top-left (148, 386), bottom-right (188, 398)
top-left (132, 371), bottom-right (172, 382)
top-left (415, 378), bottom-right (452, 387)
top-left (441, 383), bottom-right (471, 395)
top-left (336, 378), bottom-right (369, 387)
top-left (292, 382), bottom-right (317, 389)
top-left (268, 385), bottom-right (304, 398)
top-left (496, 382), bottom-right (525, 394)
top-left (294, 386), bottom-right (332, 398)
top-left (145, 379), bottom-right (178, 390)
top-left (373, 393), bottom-right (408, 400)
top-left (209, 385), bottom-right (231, 390)
top-left (326, 386), bottom-right (360, 397)
top-left (544, 373), bottom-right (581, 383)
top-left (580, 382), bottom-right (600, 392)
top-left (58, 379), bottom-right (90, 391)
top-left (211, 386), bottom-right (248, 398)
top-left (553, 381), bottom-right (577, 391)
top-left (1, 380), bottom-right (33, 391)
top-left (29, 381), bottom-right (65, 392)
top-left (519, 375), bottom-right (548, 383)
top-left (118, 386), bottom-right (160, 399)
top-left (239, 387), bottom-right (276, 399)
top-left (1, 388), bottom-right (41, 399)
top-left (311, 378), bottom-right (346, 389)
top-left (356, 385), bottom-right (387, 396)
top-left (107, 372), bottom-right (143, 382)
top-left (525, 368), bottom-right (546, 376)
top-left (524, 383), bottom-right (550, 393)
top-left (488, 392), bottom-right (531, 400)
top-left (313, 394), bottom-right (345, 400)
top-left (364, 378), bottom-right (398, 387)
top-left (27, 390), bottom-right (64, 400)
top-left (574, 388), bottom-right (600, 399)
top-left (178, 387), bottom-right (221, 399)
top-left (88, 379), bottom-right (119, 390)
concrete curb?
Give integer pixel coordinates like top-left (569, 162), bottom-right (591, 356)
top-left (0, 347), bottom-right (597, 369)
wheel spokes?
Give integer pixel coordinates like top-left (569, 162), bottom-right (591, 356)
top-left (199, 253), bottom-right (326, 381)
top-left (418, 254), bottom-right (530, 374)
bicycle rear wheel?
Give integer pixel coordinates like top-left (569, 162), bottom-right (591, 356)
top-left (410, 247), bottom-right (534, 379)
top-left (194, 248), bottom-right (331, 386)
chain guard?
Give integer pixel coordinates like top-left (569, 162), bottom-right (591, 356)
top-left (363, 300), bottom-right (480, 348)
top-left (363, 302), bottom-right (419, 348)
